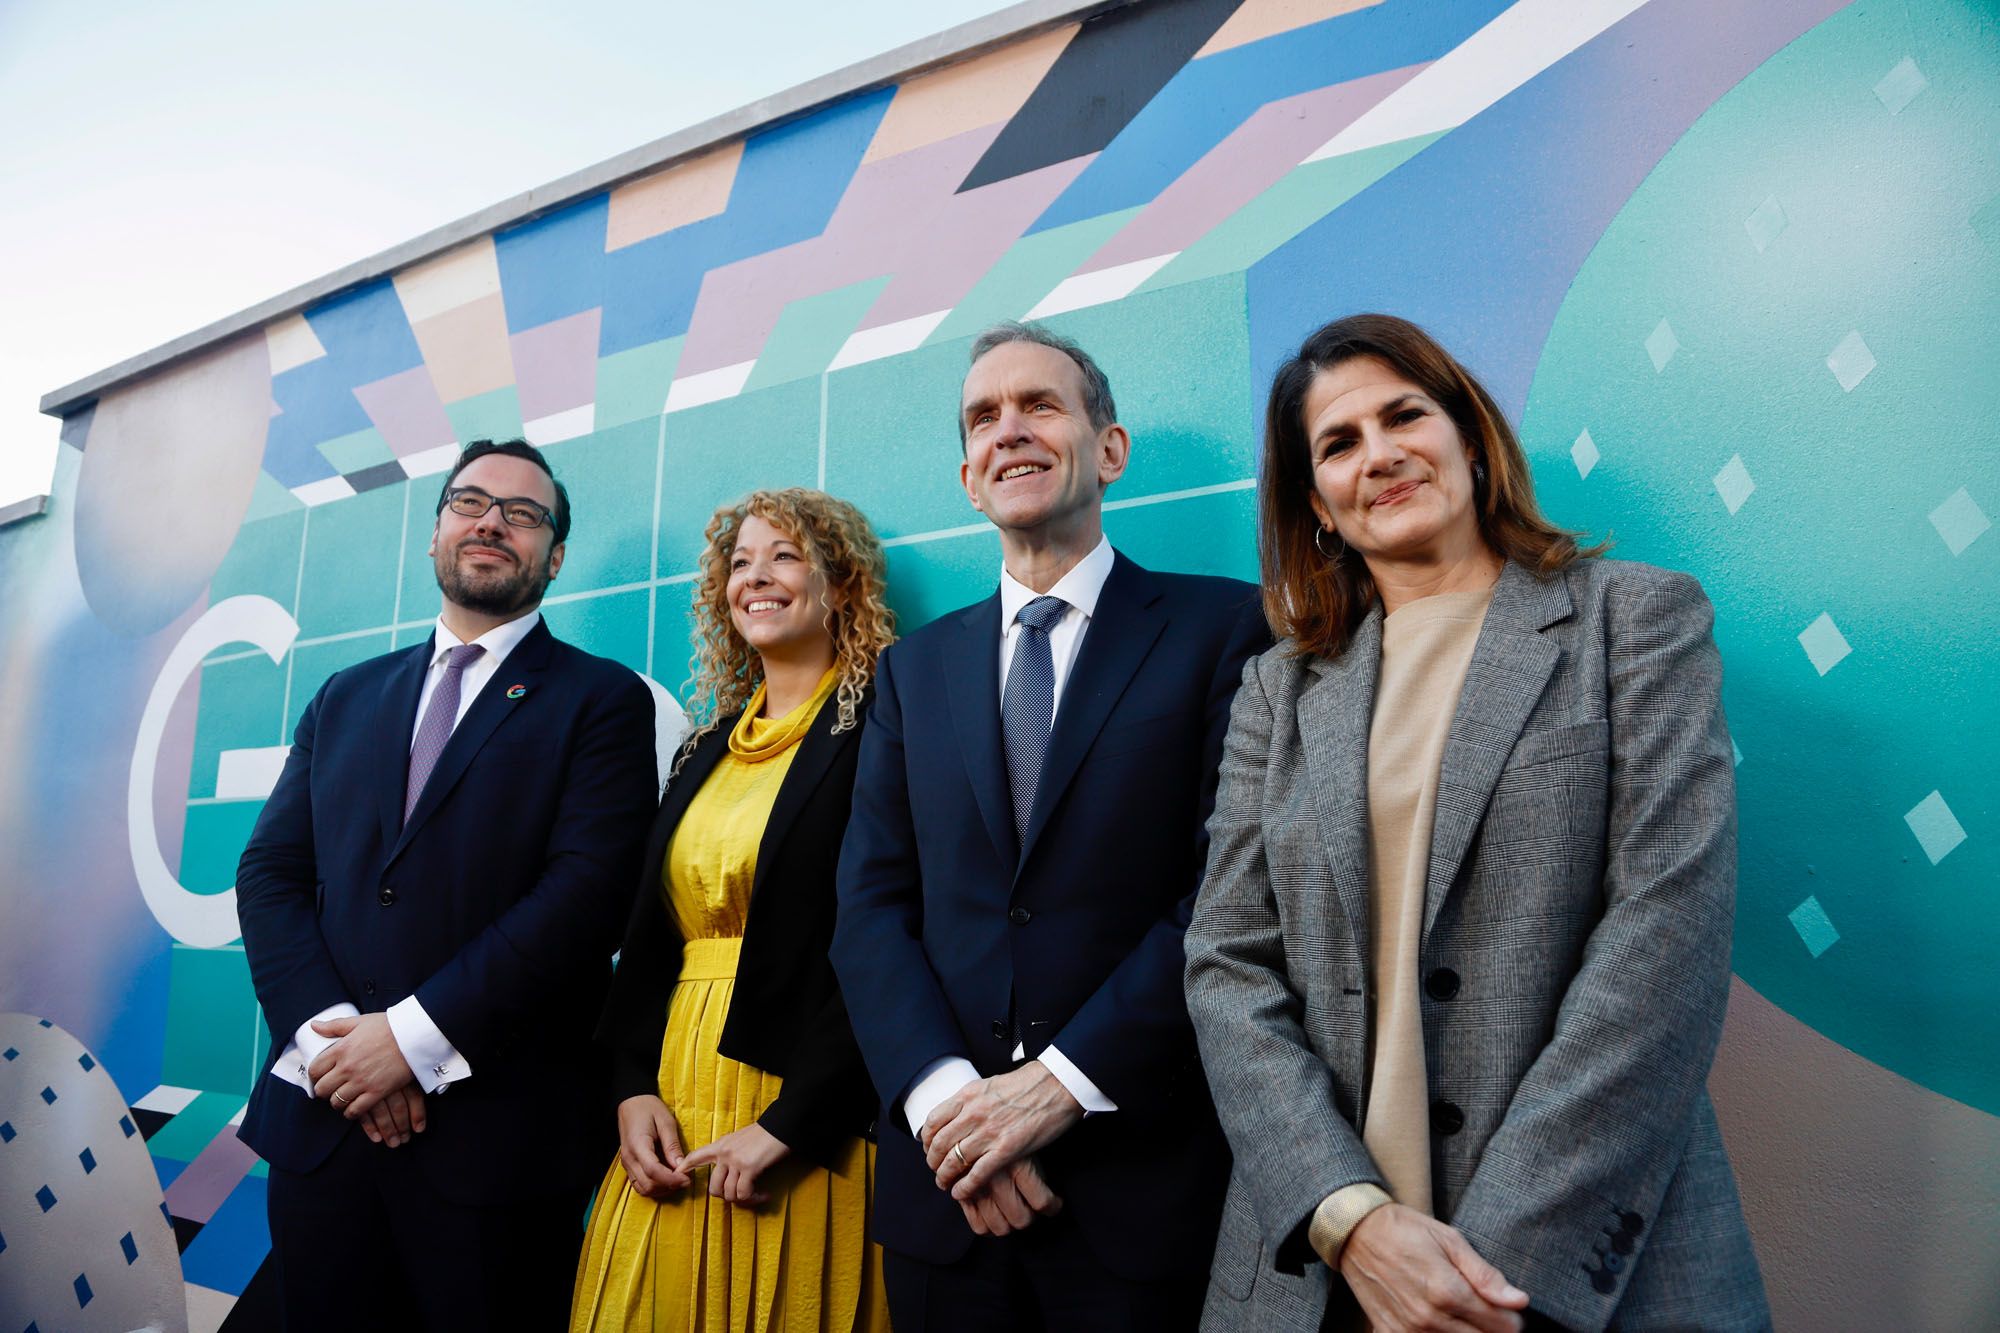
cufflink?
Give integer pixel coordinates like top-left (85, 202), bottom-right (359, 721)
top-left (432, 1063), bottom-right (449, 1077)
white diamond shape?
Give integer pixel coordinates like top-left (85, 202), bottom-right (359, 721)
top-left (1571, 429), bottom-right (1600, 480)
top-left (1827, 331), bottom-right (1876, 392)
top-left (1798, 613), bottom-right (1851, 676)
top-left (1928, 487), bottom-right (1990, 556)
top-left (1714, 455), bottom-right (1755, 515)
top-left (1903, 790), bottom-right (1967, 865)
top-left (1645, 318), bottom-right (1679, 373)
top-left (1788, 896), bottom-right (1840, 958)
top-left (1874, 57), bottom-right (1927, 115)
top-left (1744, 195), bottom-right (1787, 253)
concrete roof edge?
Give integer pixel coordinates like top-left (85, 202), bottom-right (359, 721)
top-left (0, 494), bottom-right (50, 528)
top-left (39, 0), bottom-right (1132, 419)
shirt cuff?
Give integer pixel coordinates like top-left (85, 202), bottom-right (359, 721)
top-left (270, 1002), bottom-right (360, 1097)
top-left (902, 1056), bottom-right (980, 1137)
top-left (1036, 1044), bottom-right (1116, 1114)
top-left (386, 996), bottom-right (472, 1093)
top-left (1309, 1183), bottom-right (1394, 1270)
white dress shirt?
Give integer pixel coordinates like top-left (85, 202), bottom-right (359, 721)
top-left (270, 611), bottom-right (543, 1099)
top-left (903, 537), bottom-right (1119, 1135)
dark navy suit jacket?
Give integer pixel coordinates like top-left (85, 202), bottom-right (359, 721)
top-left (831, 552), bottom-right (1269, 1281)
top-left (236, 618), bottom-right (658, 1203)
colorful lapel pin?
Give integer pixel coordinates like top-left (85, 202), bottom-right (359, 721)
top-left (505, 684), bottom-right (528, 699)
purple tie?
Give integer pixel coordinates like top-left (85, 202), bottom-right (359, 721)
top-left (405, 643), bottom-right (484, 825)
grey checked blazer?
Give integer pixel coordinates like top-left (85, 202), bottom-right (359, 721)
top-left (1185, 559), bottom-right (1768, 1332)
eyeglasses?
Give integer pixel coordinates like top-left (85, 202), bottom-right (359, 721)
top-left (440, 487), bottom-right (556, 531)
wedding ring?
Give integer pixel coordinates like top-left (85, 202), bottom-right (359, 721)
top-left (331, 1091), bottom-right (349, 1108)
top-left (951, 1141), bottom-right (969, 1168)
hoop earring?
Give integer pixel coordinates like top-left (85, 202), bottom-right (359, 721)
top-left (1313, 526), bottom-right (1345, 561)
top-left (1472, 459), bottom-right (1488, 490)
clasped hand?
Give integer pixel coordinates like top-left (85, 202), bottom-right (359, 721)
top-left (920, 1062), bottom-right (1080, 1236)
top-left (306, 1013), bottom-right (425, 1148)
top-left (1339, 1203), bottom-right (1530, 1333)
top-left (616, 1096), bottom-right (789, 1206)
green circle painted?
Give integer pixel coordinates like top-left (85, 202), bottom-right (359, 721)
top-left (1520, 2), bottom-right (1999, 1112)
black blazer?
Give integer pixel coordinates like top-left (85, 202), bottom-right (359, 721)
top-left (237, 619), bottom-right (659, 1203)
top-left (598, 690), bottom-right (876, 1168)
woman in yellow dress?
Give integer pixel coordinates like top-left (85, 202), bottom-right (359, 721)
top-left (572, 488), bottom-right (895, 1332)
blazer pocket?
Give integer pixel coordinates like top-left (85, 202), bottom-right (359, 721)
top-left (1506, 718), bottom-right (1609, 769)
top-left (1209, 1185), bottom-right (1265, 1302)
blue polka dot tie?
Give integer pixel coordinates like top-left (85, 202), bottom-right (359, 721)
top-left (1002, 596), bottom-right (1069, 847)
top-left (405, 643), bottom-right (484, 825)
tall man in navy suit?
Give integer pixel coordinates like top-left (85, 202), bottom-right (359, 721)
top-left (236, 439), bottom-right (657, 1331)
top-left (831, 323), bottom-right (1269, 1329)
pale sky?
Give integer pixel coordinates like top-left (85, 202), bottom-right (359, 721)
top-left (0, 0), bottom-right (1021, 508)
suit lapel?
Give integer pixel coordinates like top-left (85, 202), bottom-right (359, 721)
top-left (1422, 562), bottom-right (1569, 936)
top-left (375, 639), bottom-right (434, 854)
top-left (390, 619), bottom-right (554, 864)
top-left (1017, 554), bottom-right (1167, 876)
top-left (1297, 608), bottom-right (1381, 957)
top-left (941, 594), bottom-right (1016, 866)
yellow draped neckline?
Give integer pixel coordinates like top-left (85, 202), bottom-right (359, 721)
top-left (728, 666), bottom-right (840, 761)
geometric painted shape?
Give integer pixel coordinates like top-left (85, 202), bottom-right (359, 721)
top-left (140, 1093), bottom-right (247, 1165)
top-left (442, 386), bottom-right (525, 446)
top-left (1196, 0), bottom-right (1383, 56)
top-left (392, 238), bottom-right (504, 324)
top-left (744, 278), bottom-right (892, 391)
top-left (1744, 193), bottom-right (1788, 252)
top-left (290, 476), bottom-right (357, 508)
top-left (131, 1086), bottom-right (201, 1116)
top-left (959, 0), bottom-right (1242, 194)
top-left (511, 308), bottom-right (602, 423)
top-left (1304, 0), bottom-right (1651, 162)
top-left (1714, 454), bottom-right (1755, 514)
top-left (1571, 428), bottom-right (1600, 480)
top-left (930, 207), bottom-right (1143, 344)
top-left (1927, 487), bottom-right (1989, 556)
top-left (353, 365), bottom-right (458, 459)
top-left (410, 294), bottom-right (517, 404)
top-left (1903, 790), bottom-right (1967, 866)
top-left (1873, 55), bottom-right (1927, 115)
top-left (523, 404), bottom-right (596, 448)
top-left (212, 742), bottom-right (290, 799)
top-left (1143, 132), bottom-right (1440, 294)
top-left (314, 428), bottom-right (396, 475)
top-left (593, 335), bottom-right (682, 430)
top-left (0, 1016), bottom-right (184, 1333)
top-left (263, 315), bottom-right (325, 375)
top-left (1826, 329), bottom-right (1876, 392)
top-left (1798, 612), bottom-right (1852, 676)
top-left (161, 1125), bottom-right (260, 1226)
top-left (1645, 316), bottom-right (1680, 373)
top-left (828, 311), bottom-right (952, 373)
top-left (606, 142), bottom-right (745, 250)
top-left (1027, 254), bottom-right (1178, 319)
top-left (865, 27), bottom-right (1074, 164)
top-left (664, 361), bottom-right (756, 415)
top-left (1789, 895), bottom-right (1840, 957)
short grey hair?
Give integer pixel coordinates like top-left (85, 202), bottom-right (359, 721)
top-left (960, 321), bottom-right (1118, 445)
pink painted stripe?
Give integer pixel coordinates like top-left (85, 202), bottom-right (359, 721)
top-left (1083, 61), bottom-right (1429, 272)
top-left (510, 308), bottom-right (602, 421)
top-left (354, 365), bottom-right (457, 458)
top-left (163, 1125), bottom-right (262, 1224)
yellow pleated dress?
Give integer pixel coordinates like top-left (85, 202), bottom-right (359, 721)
top-left (571, 668), bottom-right (889, 1333)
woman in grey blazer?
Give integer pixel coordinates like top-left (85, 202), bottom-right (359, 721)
top-left (1185, 315), bottom-right (1767, 1332)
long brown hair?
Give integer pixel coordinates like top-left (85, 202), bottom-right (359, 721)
top-left (1260, 313), bottom-right (1601, 658)
top-left (679, 489), bottom-right (895, 764)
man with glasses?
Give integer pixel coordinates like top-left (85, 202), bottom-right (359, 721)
top-left (236, 438), bottom-right (658, 1330)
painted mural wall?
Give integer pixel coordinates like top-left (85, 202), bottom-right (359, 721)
top-left (3, 0), bottom-right (1994, 1327)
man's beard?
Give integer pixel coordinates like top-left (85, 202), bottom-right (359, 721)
top-left (435, 541), bottom-right (552, 616)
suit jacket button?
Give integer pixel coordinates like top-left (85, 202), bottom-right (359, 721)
top-left (378, 888), bottom-right (395, 906)
top-left (1590, 1268), bottom-right (1617, 1295)
top-left (362, 980), bottom-right (376, 996)
top-left (1008, 906), bottom-right (1032, 926)
top-left (1430, 1099), bottom-right (1465, 1135)
top-left (1424, 968), bottom-right (1460, 1001)
top-left (991, 1020), bottom-right (1008, 1040)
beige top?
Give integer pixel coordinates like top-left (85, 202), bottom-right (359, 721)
top-left (1311, 584), bottom-right (1495, 1266)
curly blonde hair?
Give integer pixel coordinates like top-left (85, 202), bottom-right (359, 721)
top-left (679, 488), bottom-right (895, 758)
